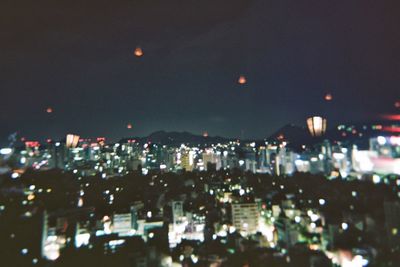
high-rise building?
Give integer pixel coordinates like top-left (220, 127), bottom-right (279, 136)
top-left (231, 203), bottom-right (259, 236)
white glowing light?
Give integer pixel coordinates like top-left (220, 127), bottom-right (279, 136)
top-left (341, 222), bottom-right (349, 230)
top-left (0, 148), bottom-right (12, 155)
top-left (191, 255), bottom-right (199, 263)
top-left (333, 153), bottom-right (345, 160)
top-left (372, 174), bottom-right (381, 184)
top-left (377, 136), bottom-right (386, 145)
top-left (318, 199), bottom-right (326, 205)
top-left (75, 233), bottom-right (90, 248)
top-left (310, 214), bottom-right (319, 222)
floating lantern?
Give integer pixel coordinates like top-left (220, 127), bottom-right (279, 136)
top-left (307, 116), bottom-right (327, 137)
top-left (134, 47), bottom-right (143, 57)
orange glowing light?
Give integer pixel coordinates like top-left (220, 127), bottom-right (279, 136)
top-left (134, 47), bottom-right (143, 57)
top-left (127, 123), bottom-right (133, 129)
top-left (46, 107), bottom-right (53, 113)
top-left (238, 75), bottom-right (247, 85)
top-left (324, 93), bottom-right (333, 101)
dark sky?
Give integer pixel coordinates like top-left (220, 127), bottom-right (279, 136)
top-left (1, 0), bottom-right (399, 142)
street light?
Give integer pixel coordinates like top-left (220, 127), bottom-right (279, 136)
top-left (307, 116), bottom-right (327, 137)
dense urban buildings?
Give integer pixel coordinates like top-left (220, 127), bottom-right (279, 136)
top-left (1, 120), bottom-right (400, 266)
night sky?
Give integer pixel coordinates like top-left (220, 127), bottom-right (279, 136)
top-left (1, 0), bottom-right (400, 143)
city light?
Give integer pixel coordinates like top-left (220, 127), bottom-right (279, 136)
top-left (0, 148), bottom-right (12, 155)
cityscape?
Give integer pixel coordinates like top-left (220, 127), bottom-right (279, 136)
top-left (1, 1), bottom-right (400, 267)
top-left (1, 120), bottom-right (400, 266)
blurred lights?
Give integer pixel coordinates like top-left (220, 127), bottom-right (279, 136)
top-left (372, 174), bottom-right (381, 184)
top-left (324, 93), bottom-right (333, 101)
top-left (0, 148), bottom-right (12, 155)
top-left (377, 136), bottom-right (386, 145)
top-left (134, 47), bottom-right (143, 57)
top-left (238, 75), bottom-right (247, 84)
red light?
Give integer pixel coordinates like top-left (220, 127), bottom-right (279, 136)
top-left (395, 101), bottom-right (400, 108)
top-left (382, 114), bottom-right (400, 121)
top-left (127, 123), bottom-right (133, 129)
top-left (46, 107), bottom-right (53, 113)
top-left (383, 126), bottom-right (400, 133)
top-left (25, 141), bottom-right (40, 148)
